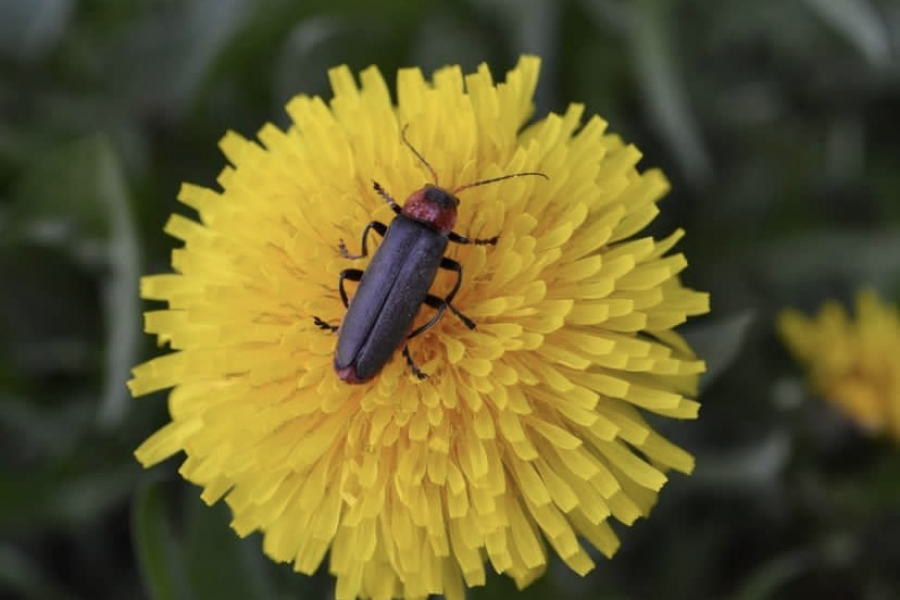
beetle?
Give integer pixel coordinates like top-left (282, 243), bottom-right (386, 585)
top-left (314, 126), bottom-right (547, 383)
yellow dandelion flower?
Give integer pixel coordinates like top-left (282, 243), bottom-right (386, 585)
top-left (778, 289), bottom-right (900, 439)
top-left (129, 56), bottom-right (710, 600)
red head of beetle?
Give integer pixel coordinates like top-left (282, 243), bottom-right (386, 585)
top-left (401, 184), bottom-right (459, 235)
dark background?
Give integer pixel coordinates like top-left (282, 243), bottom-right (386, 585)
top-left (2, 1), bottom-right (900, 599)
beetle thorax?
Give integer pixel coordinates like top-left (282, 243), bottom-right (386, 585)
top-left (401, 184), bottom-right (459, 234)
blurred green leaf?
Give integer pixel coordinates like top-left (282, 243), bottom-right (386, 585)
top-left (694, 430), bottom-right (790, 490)
top-left (0, 543), bottom-right (82, 600)
top-left (100, 0), bottom-right (254, 121)
top-left (727, 548), bottom-right (814, 600)
top-left (0, 391), bottom-right (137, 530)
top-left (492, 0), bottom-right (560, 68)
top-left (860, 452), bottom-right (900, 509)
top-left (183, 499), bottom-right (275, 600)
top-left (630, 0), bottom-right (711, 187)
top-left (0, 245), bottom-right (103, 382)
top-left (469, 567), bottom-right (564, 600)
top-left (752, 232), bottom-right (900, 296)
top-left (93, 139), bottom-right (142, 430)
top-left (170, 0), bottom-right (256, 118)
top-left (0, 458), bottom-right (136, 529)
top-left (0, 0), bottom-right (74, 62)
top-left (0, 393), bottom-right (86, 453)
top-left (800, 0), bottom-right (892, 68)
top-left (578, 0), bottom-right (630, 33)
top-left (274, 15), bottom-right (399, 105)
top-left (683, 310), bottom-right (756, 391)
top-left (133, 480), bottom-right (192, 600)
top-left (8, 135), bottom-right (141, 429)
top-left (274, 14), bottom-right (347, 102)
top-left (10, 136), bottom-right (113, 250)
top-left (403, 4), bottom-right (495, 82)
top-left (133, 484), bottom-right (284, 600)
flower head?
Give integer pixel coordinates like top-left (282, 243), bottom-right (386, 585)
top-left (778, 289), bottom-right (900, 439)
top-left (129, 56), bottom-right (709, 600)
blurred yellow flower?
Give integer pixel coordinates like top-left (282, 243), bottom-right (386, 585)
top-left (129, 56), bottom-right (709, 600)
top-left (778, 290), bottom-right (900, 439)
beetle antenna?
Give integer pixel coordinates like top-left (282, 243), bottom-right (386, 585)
top-left (452, 171), bottom-right (548, 195)
top-left (401, 124), bottom-right (439, 185)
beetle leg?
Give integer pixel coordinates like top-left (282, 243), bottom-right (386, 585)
top-left (338, 269), bottom-right (364, 308)
top-left (373, 181), bottom-right (403, 215)
top-left (437, 258), bottom-right (477, 330)
top-left (339, 221), bottom-right (387, 259)
top-left (312, 316), bottom-right (338, 332)
top-left (407, 295), bottom-right (448, 340)
top-left (402, 294), bottom-right (460, 380)
top-left (402, 344), bottom-right (428, 380)
top-left (402, 293), bottom-right (469, 381)
top-left (448, 231), bottom-right (499, 246)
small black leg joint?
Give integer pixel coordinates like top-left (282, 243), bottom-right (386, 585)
top-left (373, 181), bottom-right (402, 215)
top-left (338, 269), bottom-right (364, 308)
top-left (340, 221), bottom-right (388, 259)
top-left (407, 295), bottom-right (447, 340)
top-left (450, 304), bottom-right (476, 330)
top-left (313, 316), bottom-right (338, 332)
top-left (435, 257), bottom-right (477, 329)
top-left (449, 231), bottom-right (499, 246)
top-left (402, 345), bottom-right (428, 380)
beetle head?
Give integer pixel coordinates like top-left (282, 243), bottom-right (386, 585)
top-left (401, 184), bottom-right (459, 234)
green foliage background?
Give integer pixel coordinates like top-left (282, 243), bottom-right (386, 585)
top-left (2, 1), bottom-right (900, 599)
